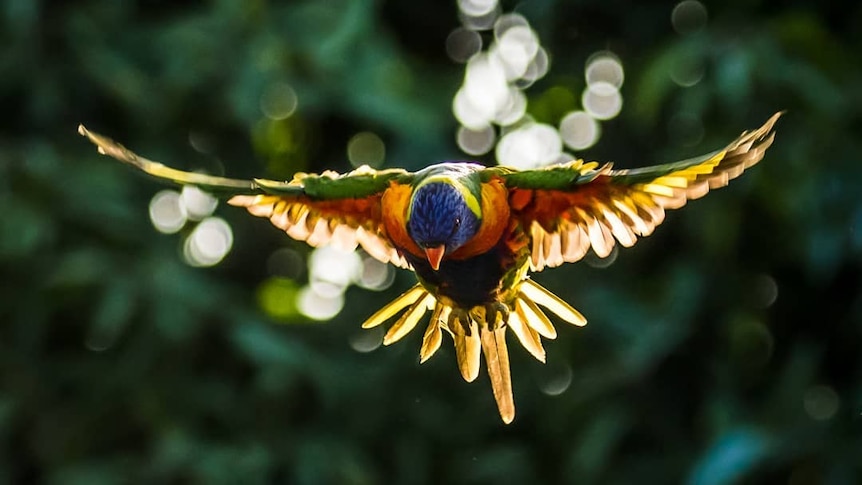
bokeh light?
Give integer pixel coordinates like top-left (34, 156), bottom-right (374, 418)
top-left (188, 130), bottom-right (214, 154)
top-left (266, 247), bottom-right (305, 280)
top-left (752, 274), bottom-right (779, 309)
top-left (149, 190), bottom-right (187, 234)
top-left (309, 246), bottom-right (363, 295)
top-left (180, 185), bottom-right (218, 221)
top-left (461, 53), bottom-right (510, 126)
top-left (559, 110), bottom-right (601, 150)
top-left (495, 87), bottom-right (527, 125)
top-left (183, 217), bottom-right (233, 267)
top-left (519, 46), bottom-right (549, 85)
top-left (452, 9), bottom-right (625, 161)
top-left (585, 245), bottom-right (619, 268)
top-left (537, 361), bottom-right (573, 396)
top-left (347, 131), bottom-right (386, 168)
top-left (582, 82), bottom-right (623, 120)
top-left (458, 0), bottom-right (498, 17)
top-left (803, 385), bottom-right (840, 421)
top-left (669, 54), bottom-right (705, 87)
top-left (446, 27), bottom-right (483, 63)
top-left (586, 52), bottom-right (625, 89)
top-left (495, 25), bottom-right (540, 80)
top-left (457, 125), bottom-right (497, 156)
top-left (671, 0), bottom-right (708, 35)
top-left (257, 277), bottom-right (300, 320)
top-left (297, 285), bottom-right (344, 321)
top-left (348, 326), bottom-right (384, 353)
top-left (260, 82), bottom-right (298, 121)
top-left (458, 0), bottom-right (499, 31)
top-left (496, 123), bottom-right (562, 168)
top-left (493, 13), bottom-right (528, 39)
top-left (355, 255), bottom-right (396, 291)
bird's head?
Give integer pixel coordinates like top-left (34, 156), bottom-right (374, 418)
top-left (406, 180), bottom-right (481, 271)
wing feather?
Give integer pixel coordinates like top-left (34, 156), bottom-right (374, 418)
top-left (498, 112), bottom-right (782, 270)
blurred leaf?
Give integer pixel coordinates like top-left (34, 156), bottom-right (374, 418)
top-left (687, 429), bottom-right (771, 485)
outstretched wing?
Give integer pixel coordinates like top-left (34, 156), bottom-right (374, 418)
top-left (493, 112), bottom-right (782, 271)
top-left (78, 125), bottom-right (414, 267)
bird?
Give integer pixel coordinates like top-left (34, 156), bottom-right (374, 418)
top-left (79, 112), bottom-right (781, 424)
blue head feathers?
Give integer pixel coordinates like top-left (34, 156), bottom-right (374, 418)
top-left (407, 182), bottom-right (481, 254)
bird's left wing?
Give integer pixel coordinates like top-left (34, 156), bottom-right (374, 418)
top-left (78, 126), bottom-right (414, 268)
top-left (490, 112), bottom-right (782, 271)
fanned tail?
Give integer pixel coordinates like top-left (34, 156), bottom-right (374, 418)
top-left (361, 279), bottom-right (586, 424)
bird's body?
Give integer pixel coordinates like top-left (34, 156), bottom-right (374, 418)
top-left (79, 112), bottom-right (782, 423)
top-left (385, 163), bottom-right (522, 308)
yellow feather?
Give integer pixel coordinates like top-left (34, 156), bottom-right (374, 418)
top-left (419, 304), bottom-right (444, 363)
top-left (521, 280), bottom-right (587, 327)
top-left (383, 293), bottom-right (434, 345)
top-left (360, 284), bottom-right (425, 329)
top-left (516, 298), bottom-right (557, 339)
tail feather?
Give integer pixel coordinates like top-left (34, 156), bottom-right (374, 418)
top-left (357, 279), bottom-right (587, 424)
top-left (481, 325), bottom-right (514, 424)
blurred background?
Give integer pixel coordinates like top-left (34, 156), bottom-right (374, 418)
top-left (2, 0), bottom-right (861, 483)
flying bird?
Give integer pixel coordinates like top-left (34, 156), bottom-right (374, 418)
top-left (79, 112), bottom-right (781, 423)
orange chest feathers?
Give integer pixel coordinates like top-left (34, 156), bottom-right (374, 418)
top-left (381, 178), bottom-right (511, 261)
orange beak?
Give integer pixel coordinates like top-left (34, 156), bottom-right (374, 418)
top-left (424, 245), bottom-right (445, 271)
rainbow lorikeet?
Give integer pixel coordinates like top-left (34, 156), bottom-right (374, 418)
top-left (79, 112), bottom-right (781, 423)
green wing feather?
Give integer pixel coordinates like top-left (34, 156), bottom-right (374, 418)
top-left (78, 125), bottom-right (414, 267)
top-left (78, 125), bottom-right (410, 199)
top-left (491, 112), bottom-right (782, 270)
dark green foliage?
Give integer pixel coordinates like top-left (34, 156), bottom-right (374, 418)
top-left (2, 1), bottom-right (861, 483)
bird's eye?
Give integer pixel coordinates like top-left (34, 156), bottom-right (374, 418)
top-left (454, 218), bottom-right (461, 228)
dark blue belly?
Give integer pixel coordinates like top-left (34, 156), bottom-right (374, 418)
top-left (404, 249), bottom-right (507, 308)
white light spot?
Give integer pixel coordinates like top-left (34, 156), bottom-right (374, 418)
top-left (496, 123), bottom-right (562, 168)
top-left (555, 152), bottom-right (575, 164)
top-left (494, 87), bottom-right (527, 125)
top-left (803, 385), bottom-right (840, 421)
top-left (495, 25), bottom-right (539, 80)
top-left (458, 0), bottom-right (498, 17)
top-left (457, 125), bottom-right (497, 156)
top-left (183, 217), bottom-right (233, 267)
top-left (180, 185), bottom-right (218, 221)
top-left (446, 27), bottom-right (483, 63)
top-left (297, 285), bottom-right (344, 321)
top-left (347, 132), bottom-right (385, 168)
top-left (453, 88), bottom-right (492, 130)
top-left (459, 5), bottom-right (499, 31)
top-left (454, 54), bottom-right (510, 129)
top-left (582, 84), bottom-right (623, 120)
top-left (521, 47), bottom-right (550, 84)
top-left (559, 111), bottom-right (601, 151)
top-left (356, 256), bottom-right (395, 291)
top-left (672, 0), bottom-right (708, 35)
top-left (585, 53), bottom-right (625, 89)
top-left (493, 13), bottom-right (529, 40)
top-left (348, 326), bottom-right (384, 353)
top-left (260, 82), bottom-right (298, 120)
top-left (309, 246), bottom-right (363, 292)
top-left (149, 190), bottom-right (187, 234)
